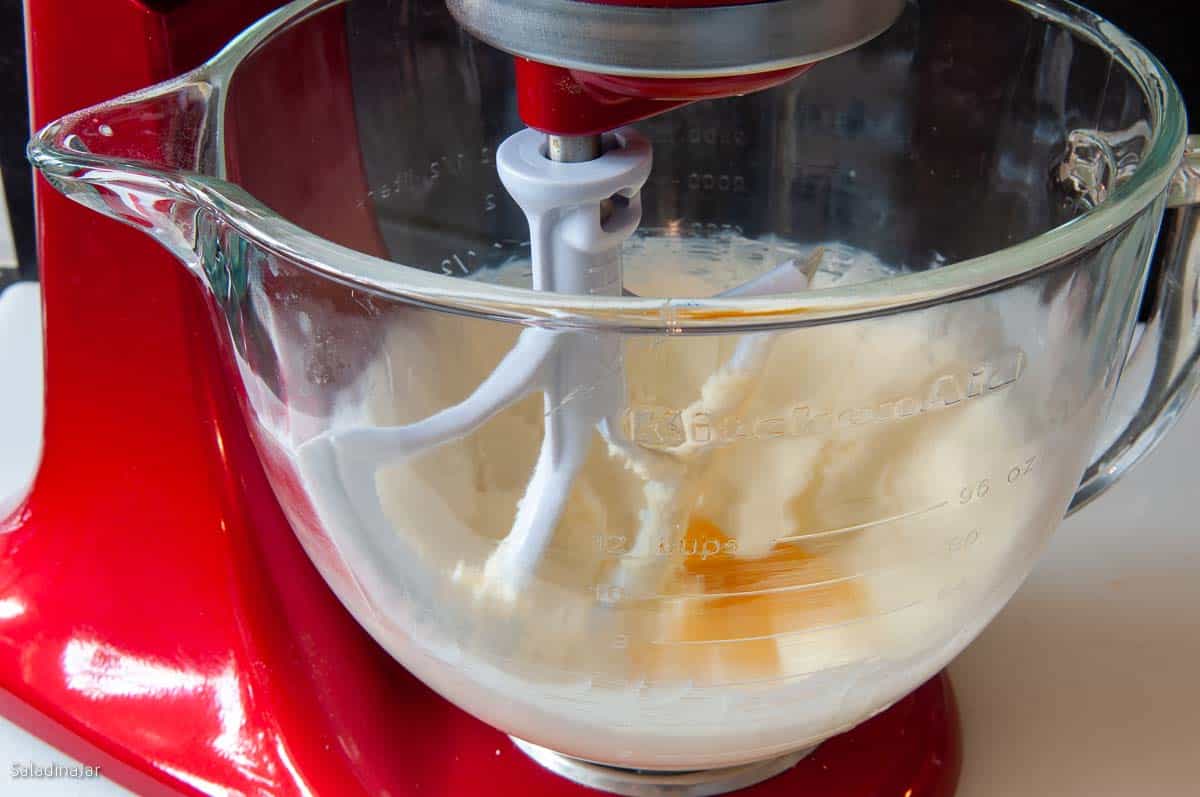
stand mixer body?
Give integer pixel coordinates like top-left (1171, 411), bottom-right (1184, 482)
top-left (4, 1), bottom-right (958, 794)
top-left (6, 0), bottom-right (1199, 795)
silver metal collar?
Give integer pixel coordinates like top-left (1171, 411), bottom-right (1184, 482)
top-left (446, 0), bottom-right (907, 78)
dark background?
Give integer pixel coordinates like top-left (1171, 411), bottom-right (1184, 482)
top-left (0, 0), bottom-right (1195, 284)
top-left (1, 0), bottom-right (33, 282)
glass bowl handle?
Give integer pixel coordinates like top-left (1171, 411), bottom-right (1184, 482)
top-left (1069, 135), bottom-right (1200, 514)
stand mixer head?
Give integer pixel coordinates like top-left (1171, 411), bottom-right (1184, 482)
top-left (450, 0), bottom-right (904, 170)
top-left (448, 0), bottom-right (906, 140)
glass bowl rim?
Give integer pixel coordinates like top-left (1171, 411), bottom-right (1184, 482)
top-left (31, 0), bottom-right (1189, 331)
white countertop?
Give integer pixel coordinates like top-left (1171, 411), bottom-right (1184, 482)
top-left (1, 282), bottom-right (1197, 796)
top-left (953, 397), bottom-right (1200, 794)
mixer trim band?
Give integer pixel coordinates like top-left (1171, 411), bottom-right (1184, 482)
top-left (445, 0), bottom-right (907, 77)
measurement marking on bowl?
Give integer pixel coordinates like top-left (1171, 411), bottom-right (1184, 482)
top-left (617, 660), bottom-right (875, 691)
top-left (649, 600), bottom-right (923, 646)
top-left (774, 501), bottom-right (949, 544)
top-left (682, 660), bottom-right (884, 690)
top-left (478, 649), bottom-right (874, 690)
top-left (596, 566), bottom-right (898, 604)
top-left (653, 569), bottom-right (888, 601)
top-left (465, 500), bottom-right (948, 561)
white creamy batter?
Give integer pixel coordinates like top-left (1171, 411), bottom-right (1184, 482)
top-left (295, 238), bottom-right (1087, 768)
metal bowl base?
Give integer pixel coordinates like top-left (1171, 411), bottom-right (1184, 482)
top-left (511, 738), bottom-right (813, 796)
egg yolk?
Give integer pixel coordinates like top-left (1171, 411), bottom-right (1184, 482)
top-left (652, 516), bottom-right (865, 678)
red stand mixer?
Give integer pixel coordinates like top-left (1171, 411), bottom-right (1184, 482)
top-left (6, 0), bottom-right (1198, 794)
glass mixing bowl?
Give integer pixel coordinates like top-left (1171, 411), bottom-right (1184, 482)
top-left (29, 0), bottom-right (1200, 783)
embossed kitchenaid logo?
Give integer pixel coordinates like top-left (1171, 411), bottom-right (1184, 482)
top-left (623, 350), bottom-right (1025, 450)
